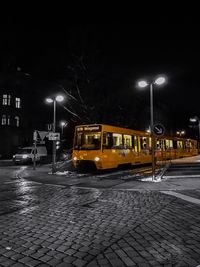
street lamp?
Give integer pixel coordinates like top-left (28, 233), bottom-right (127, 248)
top-left (60, 121), bottom-right (67, 136)
top-left (45, 95), bottom-right (64, 173)
top-left (138, 75), bottom-right (166, 181)
top-left (176, 130), bottom-right (185, 137)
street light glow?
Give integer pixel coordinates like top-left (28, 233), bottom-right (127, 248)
top-left (46, 98), bottom-right (53, 103)
top-left (176, 130), bottom-right (185, 136)
top-left (60, 121), bottom-right (66, 126)
top-left (56, 95), bottom-right (64, 102)
top-left (190, 117), bottom-right (197, 122)
top-left (138, 80), bottom-right (148, 88)
top-left (154, 76), bottom-right (166, 85)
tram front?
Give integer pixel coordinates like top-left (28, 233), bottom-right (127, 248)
top-left (72, 125), bottom-right (103, 170)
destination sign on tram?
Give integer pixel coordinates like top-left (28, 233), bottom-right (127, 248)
top-left (76, 125), bottom-right (101, 132)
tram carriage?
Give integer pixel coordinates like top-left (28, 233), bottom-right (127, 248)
top-left (72, 124), bottom-right (198, 170)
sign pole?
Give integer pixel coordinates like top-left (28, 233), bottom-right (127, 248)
top-left (52, 100), bottom-right (56, 174)
top-left (150, 83), bottom-right (155, 181)
top-left (33, 130), bottom-right (37, 170)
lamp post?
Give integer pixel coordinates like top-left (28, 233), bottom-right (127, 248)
top-left (190, 116), bottom-right (200, 150)
top-left (46, 95), bottom-right (64, 173)
top-left (138, 76), bottom-right (166, 181)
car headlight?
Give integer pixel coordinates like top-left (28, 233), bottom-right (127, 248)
top-left (73, 156), bottom-right (77, 161)
top-left (94, 156), bottom-right (100, 162)
top-left (13, 155), bottom-right (15, 158)
top-left (22, 154), bottom-right (28, 159)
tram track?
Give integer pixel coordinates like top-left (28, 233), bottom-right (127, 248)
top-left (78, 165), bottom-right (157, 181)
top-left (162, 162), bottom-right (200, 178)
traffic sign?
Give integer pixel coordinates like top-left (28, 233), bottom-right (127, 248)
top-left (48, 132), bottom-right (60, 141)
top-left (153, 123), bottom-right (165, 136)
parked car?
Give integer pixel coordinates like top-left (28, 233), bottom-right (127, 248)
top-left (13, 146), bottom-right (47, 164)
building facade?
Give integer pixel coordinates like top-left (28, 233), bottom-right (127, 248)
top-left (0, 90), bottom-right (31, 158)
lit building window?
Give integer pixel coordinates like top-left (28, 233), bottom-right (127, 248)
top-left (15, 116), bottom-right (20, 127)
top-left (15, 97), bottom-right (21, 108)
top-left (1, 114), bottom-right (6, 125)
top-left (3, 95), bottom-right (7, 105)
top-left (8, 95), bottom-right (11, 105)
top-left (7, 115), bottom-right (10, 125)
top-left (2, 94), bottom-right (11, 105)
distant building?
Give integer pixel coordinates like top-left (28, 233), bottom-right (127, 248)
top-left (0, 90), bottom-right (32, 158)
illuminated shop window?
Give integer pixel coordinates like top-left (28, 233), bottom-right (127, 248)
top-left (15, 98), bottom-right (21, 108)
top-left (15, 116), bottom-right (20, 127)
top-left (2, 94), bottom-right (11, 105)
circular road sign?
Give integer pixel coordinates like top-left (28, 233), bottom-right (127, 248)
top-left (153, 123), bottom-right (165, 136)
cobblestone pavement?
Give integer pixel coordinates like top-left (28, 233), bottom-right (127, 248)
top-left (0, 183), bottom-right (200, 266)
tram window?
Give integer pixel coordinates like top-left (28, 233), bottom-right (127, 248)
top-left (113, 133), bottom-right (123, 148)
top-left (103, 132), bottom-right (113, 149)
top-left (123, 135), bottom-right (132, 148)
top-left (134, 136), bottom-right (139, 152)
top-left (156, 142), bottom-right (161, 150)
top-left (140, 137), bottom-right (148, 150)
top-left (169, 140), bottom-right (173, 148)
top-left (177, 141), bottom-right (183, 148)
top-left (173, 140), bottom-right (177, 149)
top-left (75, 133), bottom-right (82, 148)
top-left (132, 136), bottom-right (135, 148)
top-left (74, 132), bottom-right (101, 150)
top-left (165, 139), bottom-right (173, 149)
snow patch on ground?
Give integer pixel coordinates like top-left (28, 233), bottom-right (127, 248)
top-left (48, 170), bottom-right (87, 177)
top-left (48, 171), bottom-right (73, 175)
top-left (140, 176), bottom-right (162, 182)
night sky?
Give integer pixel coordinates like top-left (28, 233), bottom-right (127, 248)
top-left (0, 23), bottom-right (200, 137)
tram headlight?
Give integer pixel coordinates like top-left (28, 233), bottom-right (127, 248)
top-left (94, 156), bottom-right (100, 162)
top-left (73, 156), bottom-right (78, 161)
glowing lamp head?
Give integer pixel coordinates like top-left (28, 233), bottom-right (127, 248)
top-left (154, 76), bottom-right (166, 86)
top-left (138, 80), bottom-right (148, 88)
top-left (60, 121), bottom-right (66, 127)
top-left (46, 98), bottom-right (53, 103)
top-left (56, 95), bottom-right (64, 102)
top-left (190, 117), bottom-right (198, 122)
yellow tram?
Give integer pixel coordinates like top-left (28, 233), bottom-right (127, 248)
top-left (72, 124), bottom-right (198, 170)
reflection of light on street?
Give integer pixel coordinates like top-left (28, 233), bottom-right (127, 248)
top-left (19, 206), bottom-right (38, 214)
top-left (15, 166), bottom-right (28, 178)
top-left (20, 166), bottom-right (28, 171)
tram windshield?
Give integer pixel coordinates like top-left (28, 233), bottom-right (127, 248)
top-left (74, 132), bottom-right (101, 150)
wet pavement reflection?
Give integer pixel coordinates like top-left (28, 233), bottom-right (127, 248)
top-left (0, 166), bottom-right (41, 215)
top-left (1, 165), bottom-right (200, 266)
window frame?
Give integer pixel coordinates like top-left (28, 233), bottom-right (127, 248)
top-left (15, 97), bottom-right (21, 108)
